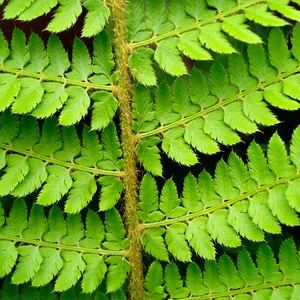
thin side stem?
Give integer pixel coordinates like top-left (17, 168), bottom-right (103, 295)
top-left (109, 0), bottom-right (144, 299)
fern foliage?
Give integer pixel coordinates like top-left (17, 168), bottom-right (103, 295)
top-left (127, 0), bottom-right (300, 85)
top-left (1, 0), bottom-right (300, 299)
top-left (134, 24), bottom-right (300, 175)
top-left (139, 128), bottom-right (300, 261)
top-left (0, 28), bottom-right (117, 128)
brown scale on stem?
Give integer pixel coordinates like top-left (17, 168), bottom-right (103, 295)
top-left (108, 0), bottom-right (145, 299)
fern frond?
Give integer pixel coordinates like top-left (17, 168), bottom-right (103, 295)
top-left (0, 112), bottom-right (124, 212)
top-left (0, 28), bottom-right (117, 129)
top-left (134, 24), bottom-right (300, 172)
top-left (0, 199), bottom-right (129, 293)
top-left (2, 0), bottom-right (109, 37)
top-left (127, 0), bottom-right (299, 85)
top-left (139, 127), bottom-right (300, 261)
top-left (144, 238), bottom-right (300, 299)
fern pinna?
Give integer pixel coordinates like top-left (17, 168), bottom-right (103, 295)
top-left (0, 0), bottom-right (300, 299)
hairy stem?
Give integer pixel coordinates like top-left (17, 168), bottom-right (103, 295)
top-left (109, 0), bottom-right (144, 299)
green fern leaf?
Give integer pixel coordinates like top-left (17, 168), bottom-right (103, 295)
top-left (0, 75), bottom-right (20, 111)
top-left (129, 48), bottom-right (156, 86)
top-left (257, 243), bottom-right (283, 282)
top-left (222, 15), bottom-right (262, 44)
top-left (106, 256), bottom-right (130, 293)
top-left (172, 78), bottom-right (199, 117)
top-left (267, 132), bottom-right (295, 178)
top-left (142, 228), bottom-right (169, 261)
top-left (80, 210), bottom-right (105, 248)
top-left (132, 86), bottom-right (158, 133)
top-left (33, 117), bottom-right (62, 156)
top-left (279, 238), bottom-right (300, 280)
top-left (264, 82), bottom-right (300, 110)
top-left (17, 0), bottom-right (58, 21)
top-left (144, 261), bottom-right (166, 300)
top-left (290, 126), bottom-right (300, 171)
top-left (82, 254), bottom-right (107, 293)
top-left (268, 27), bottom-right (297, 73)
top-left (229, 54), bottom-right (258, 91)
top-left (98, 122), bottom-right (123, 170)
top-left (66, 38), bottom-right (92, 81)
top-left (75, 125), bottom-right (102, 167)
top-left (103, 208), bottom-right (128, 251)
top-left (3, 0), bottom-right (35, 19)
top-left (168, 0), bottom-right (193, 27)
top-left (207, 210), bottom-right (241, 247)
top-left (0, 155), bottom-right (29, 196)
top-left (154, 38), bottom-right (187, 76)
top-left (138, 173), bottom-right (159, 221)
top-left (154, 82), bottom-right (180, 125)
top-left (248, 192), bottom-right (281, 234)
top-left (186, 217), bottom-right (215, 259)
top-left (98, 176), bottom-right (123, 211)
top-left (204, 111), bottom-right (241, 145)
top-left (31, 248), bottom-right (63, 287)
top-left (269, 0), bottom-right (300, 21)
top-left (146, 0), bottom-right (173, 35)
top-left (0, 241), bottom-right (18, 277)
top-left (189, 67), bottom-right (217, 107)
top-left (54, 126), bottom-right (80, 162)
top-left (268, 185), bottom-right (299, 226)
top-left (160, 179), bottom-right (186, 218)
top-left (185, 0), bottom-right (215, 20)
top-left (37, 165), bottom-right (72, 206)
top-left (245, 4), bottom-right (289, 26)
top-left (44, 34), bottom-right (70, 76)
top-left (92, 30), bottom-right (115, 83)
top-left (228, 201), bottom-right (265, 241)
top-left (207, 0), bottom-right (236, 11)
top-left (185, 119), bottom-right (220, 154)
top-left (203, 260), bottom-right (226, 293)
top-left (237, 248), bottom-right (263, 287)
top-left (200, 23), bottom-right (236, 54)
top-left (247, 141), bottom-right (275, 185)
top-left (223, 102), bottom-right (258, 134)
top-left (25, 33), bottom-right (49, 72)
top-left (137, 137), bottom-right (162, 176)
top-left (82, 0), bottom-right (110, 37)
top-left (283, 75), bottom-right (300, 101)
top-left (11, 78), bottom-right (44, 114)
top-left (198, 170), bottom-right (221, 207)
top-left (178, 31), bottom-right (212, 61)
top-left (218, 254), bottom-right (244, 289)
top-left (248, 43), bottom-right (277, 82)
top-left (12, 245), bottom-right (43, 284)
top-left (209, 61), bottom-right (238, 100)
top-left (91, 92), bottom-right (118, 131)
top-left (5, 28), bottom-right (30, 69)
top-left (43, 205), bottom-right (66, 243)
top-left (165, 263), bottom-right (189, 298)
top-left (182, 173), bottom-right (203, 212)
top-left (59, 87), bottom-right (90, 126)
top-left (214, 160), bottom-right (239, 200)
top-left (22, 204), bottom-right (48, 240)
top-left (162, 128), bottom-right (198, 166)
top-left (60, 214), bottom-right (84, 246)
top-left (12, 115), bottom-right (40, 150)
top-left (54, 251), bottom-right (85, 291)
top-left (286, 179), bottom-right (300, 212)
top-left (65, 171), bottom-right (97, 214)
top-left (243, 92), bottom-right (279, 126)
top-left (31, 82), bottom-right (68, 119)
top-left (166, 223), bottom-right (191, 262)
top-left (46, 0), bottom-right (82, 33)
top-left (0, 30), bottom-right (9, 64)
top-left (292, 22), bottom-right (300, 60)
top-left (186, 263), bottom-right (208, 296)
